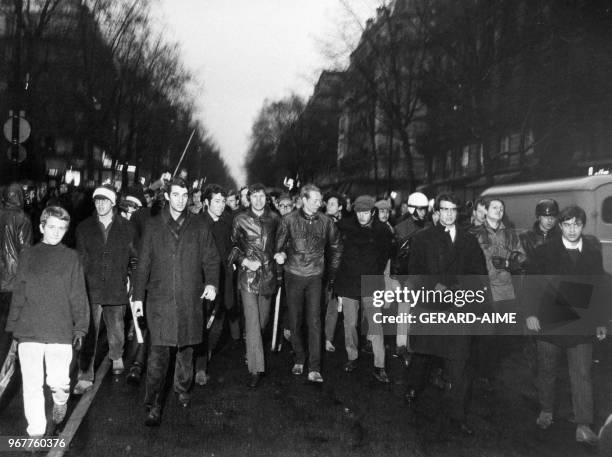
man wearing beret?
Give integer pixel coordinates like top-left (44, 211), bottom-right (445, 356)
top-left (334, 195), bottom-right (394, 382)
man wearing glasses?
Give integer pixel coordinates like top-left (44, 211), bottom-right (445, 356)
top-left (405, 193), bottom-right (488, 437)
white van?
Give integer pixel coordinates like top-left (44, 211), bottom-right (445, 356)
top-left (481, 175), bottom-right (612, 273)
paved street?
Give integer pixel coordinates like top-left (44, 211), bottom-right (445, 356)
top-left (2, 331), bottom-right (610, 457)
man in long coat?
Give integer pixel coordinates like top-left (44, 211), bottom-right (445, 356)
top-left (406, 193), bottom-right (488, 437)
top-left (132, 177), bottom-right (219, 426)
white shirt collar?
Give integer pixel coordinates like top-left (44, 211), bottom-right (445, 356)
top-left (562, 237), bottom-right (582, 252)
top-left (444, 224), bottom-right (456, 242)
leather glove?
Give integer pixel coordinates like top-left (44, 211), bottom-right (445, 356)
top-left (72, 334), bottom-right (83, 351)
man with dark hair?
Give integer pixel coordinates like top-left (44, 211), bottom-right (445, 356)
top-left (194, 184), bottom-right (239, 385)
top-left (73, 184), bottom-right (138, 395)
top-left (525, 204), bottom-right (606, 445)
top-left (324, 191), bottom-right (344, 222)
top-left (275, 184), bottom-right (342, 383)
top-left (375, 199), bottom-right (393, 232)
top-left (230, 183), bottom-right (280, 387)
top-left (132, 177), bottom-right (220, 426)
top-left (226, 189), bottom-right (239, 212)
top-left (406, 193), bottom-right (488, 436)
top-left (322, 192), bottom-right (344, 353)
top-left (471, 198), bottom-right (487, 227)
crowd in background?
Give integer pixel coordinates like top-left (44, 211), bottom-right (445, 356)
top-left (1, 171), bottom-right (611, 452)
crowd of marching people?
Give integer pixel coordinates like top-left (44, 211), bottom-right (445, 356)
top-left (1, 172), bottom-right (611, 450)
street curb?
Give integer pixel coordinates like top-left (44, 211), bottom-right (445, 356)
top-left (47, 357), bottom-right (111, 457)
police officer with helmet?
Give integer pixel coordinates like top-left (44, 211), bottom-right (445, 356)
top-left (520, 199), bottom-right (561, 266)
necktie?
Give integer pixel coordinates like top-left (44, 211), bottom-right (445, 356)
top-left (445, 227), bottom-right (454, 244)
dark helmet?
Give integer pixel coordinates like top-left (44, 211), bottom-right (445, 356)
top-left (535, 199), bottom-right (559, 217)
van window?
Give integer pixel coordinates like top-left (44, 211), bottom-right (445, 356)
top-left (603, 197), bottom-right (612, 223)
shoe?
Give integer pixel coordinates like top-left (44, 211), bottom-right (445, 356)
top-left (112, 358), bottom-right (125, 375)
top-left (308, 371), bottom-right (324, 383)
top-left (247, 373), bottom-right (261, 388)
top-left (283, 329), bottom-right (291, 341)
top-left (373, 368), bottom-right (391, 384)
top-left (536, 411), bottom-right (553, 430)
top-left (576, 424), bottom-right (598, 445)
top-left (52, 403), bottom-right (67, 424)
top-left (73, 379), bottom-right (93, 395)
top-left (325, 340), bottom-right (336, 352)
top-left (292, 364), bottom-right (304, 375)
top-left (145, 405), bottom-right (162, 426)
top-left (361, 340), bottom-right (373, 354)
top-left (195, 370), bottom-right (210, 386)
top-left (126, 365), bottom-right (142, 386)
top-left (396, 346), bottom-right (412, 368)
top-left (177, 392), bottom-right (190, 408)
top-left (343, 359), bottom-right (358, 372)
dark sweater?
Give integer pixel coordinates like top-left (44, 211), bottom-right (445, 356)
top-left (5, 242), bottom-right (90, 344)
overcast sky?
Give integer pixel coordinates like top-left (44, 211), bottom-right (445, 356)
top-left (156, 0), bottom-right (380, 186)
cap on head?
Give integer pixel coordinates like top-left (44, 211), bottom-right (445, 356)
top-left (125, 195), bottom-right (142, 208)
top-left (535, 199), bottom-right (559, 217)
top-left (374, 199), bottom-right (391, 211)
top-left (93, 184), bottom-right (116, 206)
top-left (354, 195), bottom-right (376, 212)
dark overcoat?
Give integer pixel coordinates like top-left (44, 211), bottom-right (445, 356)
top-left (408, 224), bottom-right (489, 360)
top-left (132, 208), bottom-right (220, 346)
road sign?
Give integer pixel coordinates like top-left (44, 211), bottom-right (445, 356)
top-left (6, 145), bottom-right (26, 163)
top-left (3, 116), bottom-right (31, 143)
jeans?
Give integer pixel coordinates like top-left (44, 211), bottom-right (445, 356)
top-left (19, 342), bottom-right (72, 436)
top-left (241, 291), bottom-right (272, 374)
top-left (285, 272), bottom-right (322, 372)
top-left (145, 345), bottom-right (193, 407)
top-left (78, 303), bottom-right (125, 382)
top-left (341, 297), bottom-right (385, 368)
top-left (536, 340), bottom-right (593, 424)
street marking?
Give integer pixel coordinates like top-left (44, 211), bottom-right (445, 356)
top-left (47, 358), bottom-right (111, 457)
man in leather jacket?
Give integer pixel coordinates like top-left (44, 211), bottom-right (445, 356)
top-left (0, 183), bottom-right (33, 308)
top-left (229, 183), bottom-right (281, 388)
top-left (275, 184), bottom-right (342, 383)
top-left (520, 199), bottom-right (560, 269)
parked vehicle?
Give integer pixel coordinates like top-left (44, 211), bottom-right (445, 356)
top-left (481, 175), bottom-right (612, 273)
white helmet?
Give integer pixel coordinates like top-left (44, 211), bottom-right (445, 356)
top-left (407, 192), bottom-right (429, 214)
